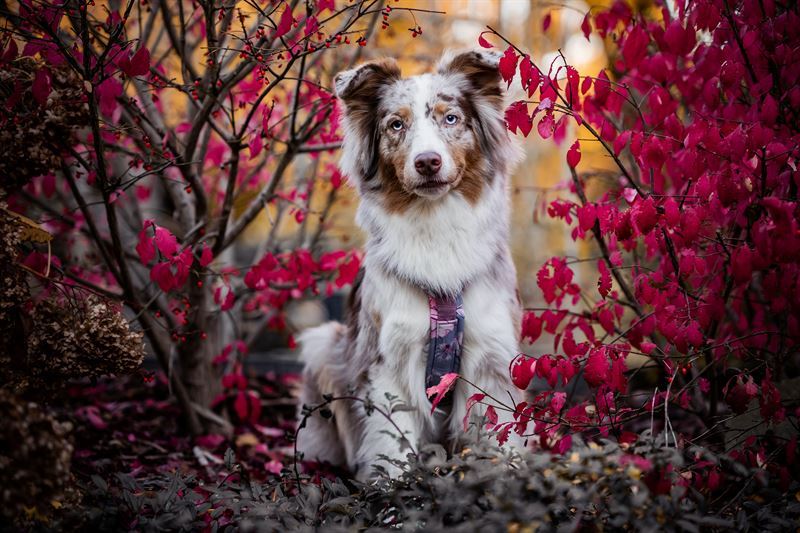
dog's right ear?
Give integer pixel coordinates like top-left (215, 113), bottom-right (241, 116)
top-left (334, 59), bottom-right (400, 185)
top-left (334, 58), bottom-right (401, 102)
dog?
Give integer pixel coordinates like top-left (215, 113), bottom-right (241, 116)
top-left (297, 50), bottom-right (524, 480)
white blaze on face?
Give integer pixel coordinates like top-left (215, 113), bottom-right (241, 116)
top-left (404, 75), bottom-right (456, 186)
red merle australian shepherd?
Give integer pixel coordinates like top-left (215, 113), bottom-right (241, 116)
top-left (298, 50), bottom-right (525, 480)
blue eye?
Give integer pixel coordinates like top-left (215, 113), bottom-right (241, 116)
top-left (390, 120), bottom-right (404, 131)
top-left (445, 114), bottom-right (458, 125)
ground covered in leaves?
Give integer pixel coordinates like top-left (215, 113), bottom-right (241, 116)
top-left (5, 372), bottom-right (797, 532)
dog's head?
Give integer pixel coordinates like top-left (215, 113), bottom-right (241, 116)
top-left (334, 50), bottom-right (514, 212)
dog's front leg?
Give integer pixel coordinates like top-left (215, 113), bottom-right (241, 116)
top-left (452, 277), bottom-right (526, 451)
top-left (354, 286), bottom-right (430, 481)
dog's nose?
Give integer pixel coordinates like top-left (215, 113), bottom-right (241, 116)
top-left (414, 152), bottom-right (442, 176)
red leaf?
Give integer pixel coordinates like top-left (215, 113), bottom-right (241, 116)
top-left (584, 348), bottom-right (609, 388)
top-left (485, 405), bottom-right (498, 427)
top-left (567, 140), bottom-right (581, 167)
top-left (598, 260), bottom-right (612, 298)
top-left (335, 253), bottom-right (360, 288)
top-left (275, 3), bottom-right (294, 39)
top-left (32, 68), bottom-right (51, 105)
top-left (463, 393), bottom-right (486, 430)
top-left (621, 25), bottom-right (649, 67)
top-left (581, 13), bottom-right (591, 40)
top-left (580, 74), bottom-right (592, 95)
top-left (498, 46), bottom-right (518, 87)
top-left (542, 12), bottom-right (552, 32)
top-left (249, 133), bottom-right (263, 160)
top-left (154, 226), bottom-right (179, 257)
top-left (632, 197), bottom-right (658, 235)
top-left (477, 32), bottom-right (494, 49)
top-left (537, 112), bottom-right (555, 139)
top-left (426, 372), bottom-right (458, 413)
top-left (136, 221), bottom-right (155, 265)
top-left (304, 15), bottom-right (319, 37)
top-left (505, 101), bottom-right (532, 137)
top-left (521, 312), bottom-right (543, 343)
top-left (96, 77), bottom-right (122, 117)
top-left (613, 130), bottom-right (632, 155)
top-left (554, 434), bottom-right (572, 454)
top-left (150, 262), bottom-right (176, 292)
top-left (316, 0), bottom-right (334, 14)
top-left (80, 406), bottom-right (108, 430)
top-left (119, 46), bottom-right (150, 77)
top-left (519, 55), bottom-right (540, 98)
top-left (510, 353), bottom-right (536, 390)
top-left (725, 376), bottom-right (758, 414)
top-left (199, 243), bottom-right (213, 267)
top-left (577, 203), bottom-right (596, 232)
top-left (215, 284), bottom-right (235, 311)
top-left (234, 391), bottom-right (249, 421)
top-left (609, 354), bottom-right (628, 393)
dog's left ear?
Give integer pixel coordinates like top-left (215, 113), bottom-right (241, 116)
top-left (437, 50), bottom-right (504, 111)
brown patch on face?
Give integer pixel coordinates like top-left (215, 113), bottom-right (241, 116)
top-left (433, 102), bottom-right (449, 116)
top-left (455, 143), bottom-right (486, 205)
top-left (378, 154), bottom-right (417, 213)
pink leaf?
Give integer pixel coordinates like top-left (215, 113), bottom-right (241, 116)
top-left (150, 262), bottom-right (176, 292)
top-left (584, 348), bottom-right (609, 388)
top-left (505, 101), bottom-right (532, 137)
top-left (334, 253), bottom-right (360, 288)
top-left (249, 133), bottom-right (263, 160)
top-left (426, 372), bottom-right (458, 413)
top-left (613, 130), bottom-right (632, 155)
top-left (234, 391), bottom-right (249, 421)
top-left (304, 15), bottom-right (319, 37)
top-left (214, 284), bottom-right (235, 311)
top-left (510, 353), bottom-right (536, 390)
top-left (567, 140), bottom-right (581, 167)
top-left (316, 0), bottom-right (334, 14)
top-left (119, 46), bottom-right (150, 77)
top-left (80, 406), bottom-right (108, 430)
top-left (477, 32), bottom-right (494, 49)
top-left (136, 221), bottom-right (155, 265)
top-left (537, 112), bottom-right (555, 139)
top-left (485, 405), bottom-right (498, 427)
top-left (154, 226), bottom-right (179, 257)
top-left (96, 77), bottom-right (123, 117)
top-left (275, 3), bottom-right (294, 39)
top-left (598, 260), bottom-right (612, 298)
top-left (521, 312), bottom-right (543, 343)
top-left (554, 434), bottom-right (572, 454)
top-left (581, 13), bottom-right (591, 40)
top-left (199, 243), bottom-right (213, 267)
top-left (498, 46), bottom-right (518, 87)
top-left (463, 393), bottom-right (486, 430)
top-left (621, 25), bottom-right (649, 67)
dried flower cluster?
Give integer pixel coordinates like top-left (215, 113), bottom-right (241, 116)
top-left (25, 296), bottom-right (145, 391)
top-left (0, 389), bottom-right (74, 521)
top-left (0, 58), bottom-right (88, 190)
top-left (0, 207), bottom-right (145, 393)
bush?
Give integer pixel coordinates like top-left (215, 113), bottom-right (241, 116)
top-left (64, 434), bottom-right (799, 532)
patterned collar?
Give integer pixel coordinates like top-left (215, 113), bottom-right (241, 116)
top-left (425, 292), bottom-right (464, 406)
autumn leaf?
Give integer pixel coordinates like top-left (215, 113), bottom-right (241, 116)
top-left (426, 372), bottom-right (458, 413)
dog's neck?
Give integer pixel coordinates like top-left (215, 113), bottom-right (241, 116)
top-left (356, 174), bottom-right (510, 295)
